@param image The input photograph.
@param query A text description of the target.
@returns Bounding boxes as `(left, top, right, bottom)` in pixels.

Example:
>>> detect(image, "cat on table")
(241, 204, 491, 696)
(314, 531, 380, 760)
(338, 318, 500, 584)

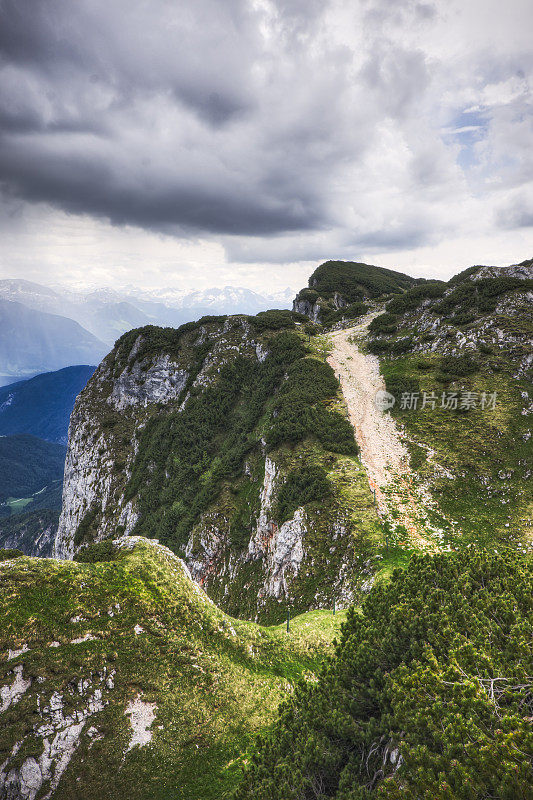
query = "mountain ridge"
(0, 256, 531, 800)
(0, 299, 107, 385)
(0, 365, 96, 444)
(51, 258, 533, 620)
(54, 311, 379, 622)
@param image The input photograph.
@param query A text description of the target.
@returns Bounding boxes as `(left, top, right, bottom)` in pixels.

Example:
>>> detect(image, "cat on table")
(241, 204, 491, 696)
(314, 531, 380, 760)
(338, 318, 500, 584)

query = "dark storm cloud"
(0, 0, 303, 235)
(0, 134, 322, 235)
(0, 0, 532, 254)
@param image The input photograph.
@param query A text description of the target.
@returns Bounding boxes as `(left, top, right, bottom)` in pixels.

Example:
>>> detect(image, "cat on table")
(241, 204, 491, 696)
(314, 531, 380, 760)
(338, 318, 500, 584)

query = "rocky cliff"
(54, 312, 380, 622)
(0, 510, 58, 557)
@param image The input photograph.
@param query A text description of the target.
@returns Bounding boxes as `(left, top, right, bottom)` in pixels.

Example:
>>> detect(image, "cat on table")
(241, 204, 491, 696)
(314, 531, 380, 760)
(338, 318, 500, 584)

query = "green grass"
(379, 349, 532, 546)
(0, 538, 345, 800)
(268, 608, 348, 637)
(5, 496, 34, 511)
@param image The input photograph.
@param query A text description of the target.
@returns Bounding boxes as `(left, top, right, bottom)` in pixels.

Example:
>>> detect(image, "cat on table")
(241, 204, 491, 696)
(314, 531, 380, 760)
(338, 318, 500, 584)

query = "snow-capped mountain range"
(0, 279, 293, 384)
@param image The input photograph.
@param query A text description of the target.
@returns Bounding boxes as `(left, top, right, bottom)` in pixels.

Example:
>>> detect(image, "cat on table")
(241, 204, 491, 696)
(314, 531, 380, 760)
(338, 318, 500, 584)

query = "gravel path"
(328, 317, 409, 490)
(328, 316, 433, 547)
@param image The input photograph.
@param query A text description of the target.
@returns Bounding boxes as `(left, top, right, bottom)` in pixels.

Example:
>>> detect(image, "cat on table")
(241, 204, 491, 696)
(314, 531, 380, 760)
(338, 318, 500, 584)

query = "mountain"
(0, 434, 66, 509)
(0, 536, 342, 800)
(0, 365, 96, 444)
(357, 259, 533, 544)
(0, 281, 152, 352)
(1, 257, 531, 799)
(51, 260, 532, 618)
(0, 508, 58, 556)
(54, 310, 378, 622)
(0, 279, 294, 349)
(151, 285, 293, 314)
(0, 432, 65, 555)
(0, 298, 108, 385)
(293, 259, 420, 323)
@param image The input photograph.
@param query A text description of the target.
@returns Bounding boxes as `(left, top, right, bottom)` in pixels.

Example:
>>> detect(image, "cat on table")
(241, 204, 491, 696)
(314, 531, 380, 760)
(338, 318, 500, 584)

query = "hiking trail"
(327, 315, 437, 549)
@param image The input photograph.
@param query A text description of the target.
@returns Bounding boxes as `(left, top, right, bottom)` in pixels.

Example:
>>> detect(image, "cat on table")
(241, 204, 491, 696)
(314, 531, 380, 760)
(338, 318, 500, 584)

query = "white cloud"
(0, 0, 531, 291)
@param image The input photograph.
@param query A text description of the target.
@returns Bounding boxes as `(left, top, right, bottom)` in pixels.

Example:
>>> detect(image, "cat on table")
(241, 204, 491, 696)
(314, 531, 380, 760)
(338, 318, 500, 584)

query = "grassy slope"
(366, 274, 533, 548)
(0, 539, 344, 800)
(380, 352, 532, 546)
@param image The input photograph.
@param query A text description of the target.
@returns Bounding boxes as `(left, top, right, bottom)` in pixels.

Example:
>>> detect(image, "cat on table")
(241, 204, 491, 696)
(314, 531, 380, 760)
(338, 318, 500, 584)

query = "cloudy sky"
(0, 0, 532, 293)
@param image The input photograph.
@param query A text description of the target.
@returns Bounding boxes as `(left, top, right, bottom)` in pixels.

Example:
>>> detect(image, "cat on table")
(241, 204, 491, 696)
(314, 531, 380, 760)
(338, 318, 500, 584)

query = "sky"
(0, 0, 532, 294)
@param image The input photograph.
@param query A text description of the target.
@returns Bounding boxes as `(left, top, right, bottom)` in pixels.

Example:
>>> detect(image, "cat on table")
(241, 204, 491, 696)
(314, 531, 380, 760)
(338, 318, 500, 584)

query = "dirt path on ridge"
(327, 316, 434, 548)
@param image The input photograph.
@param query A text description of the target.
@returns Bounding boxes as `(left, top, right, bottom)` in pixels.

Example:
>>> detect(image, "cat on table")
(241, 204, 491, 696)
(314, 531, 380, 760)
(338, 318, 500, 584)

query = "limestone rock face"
(472, 262, 533, 281)
(0, 512, 58, 558)
(0, 667, 114, 800)
(54, 342, 188, 559)
(109, 346, 188, 410)
(293, 297, 320, 321)
(248, 457, 305, 599)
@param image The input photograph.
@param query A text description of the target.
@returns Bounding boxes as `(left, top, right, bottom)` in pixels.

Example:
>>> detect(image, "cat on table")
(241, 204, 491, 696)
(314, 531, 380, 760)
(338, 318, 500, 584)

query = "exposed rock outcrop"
(0, 511, 58, 558)
(0, 668, 114, 800)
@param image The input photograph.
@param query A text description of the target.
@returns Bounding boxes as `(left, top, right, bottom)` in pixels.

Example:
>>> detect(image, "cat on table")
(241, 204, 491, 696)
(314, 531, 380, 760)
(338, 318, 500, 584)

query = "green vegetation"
(67, 313, 378, 623)
(0, 365, 95, 445)
(307, 261, 416, 301)
(368, 313, 398, 335)
(75, 539, 118, 563)
(379, 348, 532, 542)
(367, 339, 391, 355)
(112, 316, 233, 374)
(438, 354, 479, 378)
(0, 434, 66, 507)
(293, 261, 418, 327)
(246, 310, 305, 331)
(126, 332, 301, 549)
(319, 302, 369, 327)
(234, 549, 532, 800)
(74, 503, 100, 547)
(275, 465, 332, 523)
(385, 281, 446, 315)
(125, 329, 356, 557)
(383, 274, 532, 323)
(0, 547, 23, 561)
(433, 277, 533, 319)
(266, 357, 357, 455)
(0, 539, 343, 800)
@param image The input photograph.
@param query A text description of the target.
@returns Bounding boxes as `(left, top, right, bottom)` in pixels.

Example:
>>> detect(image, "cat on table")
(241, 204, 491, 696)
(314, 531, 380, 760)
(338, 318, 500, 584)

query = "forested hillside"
(235, 549, 532, 800)
(0, 434, 66, 508)
(0, 508, 58, 556)
(0, 366, 95, 444)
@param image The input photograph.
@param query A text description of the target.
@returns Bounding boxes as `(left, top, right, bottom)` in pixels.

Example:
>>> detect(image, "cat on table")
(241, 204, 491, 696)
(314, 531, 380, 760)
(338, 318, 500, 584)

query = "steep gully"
(327, 315, 436, 550)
